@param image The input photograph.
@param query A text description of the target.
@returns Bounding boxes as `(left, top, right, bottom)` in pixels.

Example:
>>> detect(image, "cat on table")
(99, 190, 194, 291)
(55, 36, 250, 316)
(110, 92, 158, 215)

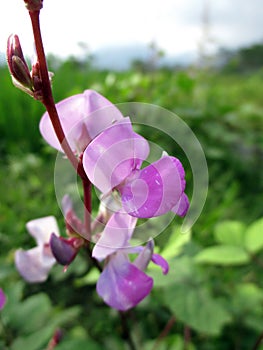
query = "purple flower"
(0, 288, 6, 310)
(15, 216, 59, 283)
(39, 90, 123, 155)
(92, 211, 169, 311)
(83, 117, 189, 218)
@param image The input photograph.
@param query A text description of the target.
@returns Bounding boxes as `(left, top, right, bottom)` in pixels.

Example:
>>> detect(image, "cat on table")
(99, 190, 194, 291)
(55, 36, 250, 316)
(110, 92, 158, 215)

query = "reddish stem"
(28, 10, 91, 236)
(252, 330, 263, 350)
(28, 10, 86, 179)
(152, 316, 176, 350)
(83, 177, 92, 241)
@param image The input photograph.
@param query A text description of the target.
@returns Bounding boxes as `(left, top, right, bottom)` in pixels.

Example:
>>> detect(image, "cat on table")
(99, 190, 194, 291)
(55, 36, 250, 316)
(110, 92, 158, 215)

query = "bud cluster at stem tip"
(24, 0, 43, 11)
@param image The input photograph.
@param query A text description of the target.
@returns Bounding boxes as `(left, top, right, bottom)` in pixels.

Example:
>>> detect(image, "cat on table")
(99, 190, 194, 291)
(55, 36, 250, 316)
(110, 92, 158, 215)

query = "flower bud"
(24, 0, 43, 11)
(11, 56, 33, 89)
(50, 233, 83, 266)
(7, 34, 33, 92)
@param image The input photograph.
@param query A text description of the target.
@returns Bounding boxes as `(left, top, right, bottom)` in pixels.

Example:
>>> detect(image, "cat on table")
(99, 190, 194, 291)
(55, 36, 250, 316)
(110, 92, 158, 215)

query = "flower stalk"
(28, 10, 86, 179)
(27, 8, 91, 236)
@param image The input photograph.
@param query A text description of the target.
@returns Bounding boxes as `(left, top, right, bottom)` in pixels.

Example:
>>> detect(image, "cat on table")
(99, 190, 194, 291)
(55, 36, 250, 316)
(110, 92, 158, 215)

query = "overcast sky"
(0, 0, 263, 63)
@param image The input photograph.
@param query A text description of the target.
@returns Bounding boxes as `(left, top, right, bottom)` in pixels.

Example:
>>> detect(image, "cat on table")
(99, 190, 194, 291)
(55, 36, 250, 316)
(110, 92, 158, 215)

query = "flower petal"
(83, 117, 149, 193)
(40, 90, 124, 154)
(97, 252, 153, 311)
(120, 156, 186, 218)
(26, 216, 60, 247)
(133, 240, 154, 271)
(151, 254, 169, 274)
(171, 192, 189, 217)
(0, 288, 6, 310)
(92, 211, 137, 261)
(15, 246, 55, 283)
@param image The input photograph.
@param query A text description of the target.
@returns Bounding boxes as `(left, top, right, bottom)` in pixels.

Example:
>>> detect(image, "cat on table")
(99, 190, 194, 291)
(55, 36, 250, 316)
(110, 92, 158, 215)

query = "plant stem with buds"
(28, 9, 91, 236)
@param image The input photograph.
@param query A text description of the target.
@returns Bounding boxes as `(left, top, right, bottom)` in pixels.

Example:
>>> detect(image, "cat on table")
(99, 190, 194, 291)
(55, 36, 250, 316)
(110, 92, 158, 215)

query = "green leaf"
(245, 218, 263, 253)
(214, 220, 246, 246)
(195, 245, 250, 265)
(55, 338, 101, 350)
(231, 283, 263, 332)
(148, 256, 201, 288)
(145, 335, 196, 350)
(165, 285, 231, 335)
(161, 226, 191, 260)
(8, 293, 52, 334)
(10, 325, 54, 350)
(49, 306, 81, 329)
(232, 283, 263, 312)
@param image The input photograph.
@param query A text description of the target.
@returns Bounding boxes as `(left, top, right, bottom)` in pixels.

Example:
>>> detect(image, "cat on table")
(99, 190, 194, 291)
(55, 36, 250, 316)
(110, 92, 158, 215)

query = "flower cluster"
(15, 90, 189, 311)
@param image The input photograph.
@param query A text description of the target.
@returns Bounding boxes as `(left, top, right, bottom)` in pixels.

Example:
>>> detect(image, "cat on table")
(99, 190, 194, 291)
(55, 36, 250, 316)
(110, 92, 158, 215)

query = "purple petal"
(0, 288, 6, 310)
(15, 246, 56, 283)
(171, 192, 189, 217)
(26, 216, 60, 247)
(97, 252, 153, 311)
(83, 117, 149, 193)
(50, 234, 78, 266)
(133, 240, 154, 271)
(39, 90, 124, 154)
(151, 254, 169, 275)
(120, 156, 186, 218)
(92, 211, 137, 261)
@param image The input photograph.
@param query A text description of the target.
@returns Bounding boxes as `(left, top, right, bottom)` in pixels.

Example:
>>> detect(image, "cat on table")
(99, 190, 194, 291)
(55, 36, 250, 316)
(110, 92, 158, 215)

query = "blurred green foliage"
(0, 57, 263, 350)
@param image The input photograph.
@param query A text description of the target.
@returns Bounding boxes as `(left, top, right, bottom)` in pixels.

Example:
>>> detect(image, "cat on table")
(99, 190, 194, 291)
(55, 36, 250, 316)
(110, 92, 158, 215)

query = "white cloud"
(0, 0, 263, 61)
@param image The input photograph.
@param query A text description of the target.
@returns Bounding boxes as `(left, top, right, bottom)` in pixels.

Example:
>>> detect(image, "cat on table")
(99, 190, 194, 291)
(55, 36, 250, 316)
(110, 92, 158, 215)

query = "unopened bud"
(7, 34, 25, 66)
(7, 34, 33, 92)
(11, 56, 33, 88)
(24, 0, 43, 11)
(50, 233, 83, 266)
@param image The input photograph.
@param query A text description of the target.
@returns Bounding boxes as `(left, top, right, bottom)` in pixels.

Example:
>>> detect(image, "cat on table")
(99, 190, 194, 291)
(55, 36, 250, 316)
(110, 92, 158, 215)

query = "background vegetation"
(0, 44, 263, 349)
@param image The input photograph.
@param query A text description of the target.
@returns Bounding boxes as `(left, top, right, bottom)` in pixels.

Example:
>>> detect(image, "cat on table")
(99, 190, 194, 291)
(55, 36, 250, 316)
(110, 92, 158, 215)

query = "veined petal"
(15, 246, 55, 283)
(120, 156, 186, 218)
(92, 211, 137, 261)
(26, 216, 59, 247)
(39, 90, 123, 154)
(83, 117, 149, 193)
(97, 252, 153, 311)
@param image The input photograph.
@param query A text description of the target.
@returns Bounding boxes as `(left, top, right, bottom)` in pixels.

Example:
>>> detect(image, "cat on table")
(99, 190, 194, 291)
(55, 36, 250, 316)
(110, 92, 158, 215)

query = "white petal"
(26, 216, 60, 246)
(15, 246, 55, 283)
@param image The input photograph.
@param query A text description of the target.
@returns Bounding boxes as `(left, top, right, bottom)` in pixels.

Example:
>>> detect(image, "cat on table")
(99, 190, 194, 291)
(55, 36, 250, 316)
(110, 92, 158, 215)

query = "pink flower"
(0, 288, 6, 310)
(93, 211, 168, 311)
(15, 216, 59, 283)
(39, 90, 123, 155)
(83, 117, 189, 219)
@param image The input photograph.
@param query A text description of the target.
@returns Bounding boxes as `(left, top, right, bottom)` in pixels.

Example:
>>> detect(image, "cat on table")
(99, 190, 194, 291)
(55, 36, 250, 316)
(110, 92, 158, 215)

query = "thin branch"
(152, 315, 176, 350)
(184, 325, 191, 350)
(252, 330, 263, 350)
(119, 311, 137, 350)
